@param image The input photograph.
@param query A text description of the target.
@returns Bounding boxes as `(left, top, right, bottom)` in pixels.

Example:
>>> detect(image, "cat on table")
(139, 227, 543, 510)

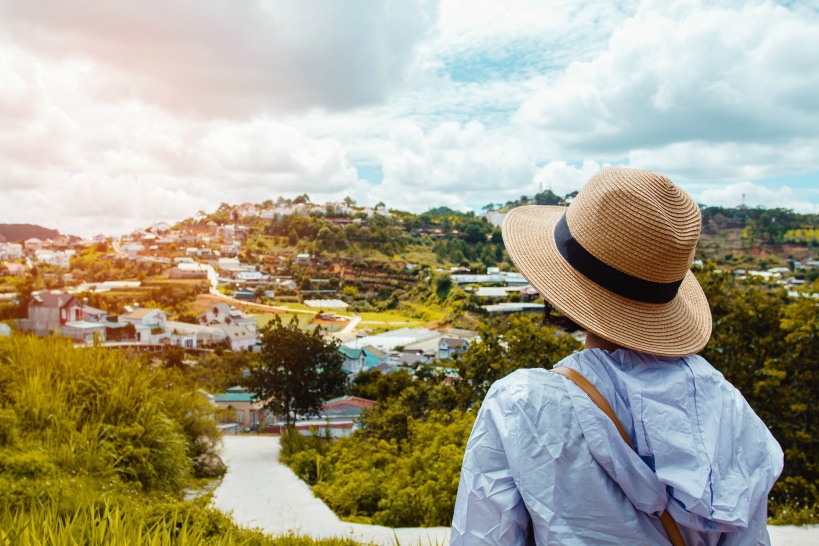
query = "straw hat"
(502, 167, 711, 356)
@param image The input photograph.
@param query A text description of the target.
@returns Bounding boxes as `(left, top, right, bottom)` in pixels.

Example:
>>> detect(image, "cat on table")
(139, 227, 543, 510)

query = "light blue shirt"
(450, 349, 784, 545)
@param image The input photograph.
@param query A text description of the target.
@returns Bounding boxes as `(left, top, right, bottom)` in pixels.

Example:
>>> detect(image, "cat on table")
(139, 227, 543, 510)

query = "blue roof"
(214, 392, 256, 403)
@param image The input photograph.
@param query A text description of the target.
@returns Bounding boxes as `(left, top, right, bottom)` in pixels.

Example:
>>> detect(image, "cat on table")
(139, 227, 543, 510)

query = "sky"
(1, 0, 818, 237)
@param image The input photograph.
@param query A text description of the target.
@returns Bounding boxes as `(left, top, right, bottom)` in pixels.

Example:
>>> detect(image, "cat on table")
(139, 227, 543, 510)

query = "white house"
(438, 337, 470, 359)
(3, 244, 23, 260)
(214, 324, 258, 351)
(120, 307, 167, 327)
(24, 238, 43, 252)
(198, 302, 257, 328)
(119, 308, 169, 344)
(122, 243, 145, 257)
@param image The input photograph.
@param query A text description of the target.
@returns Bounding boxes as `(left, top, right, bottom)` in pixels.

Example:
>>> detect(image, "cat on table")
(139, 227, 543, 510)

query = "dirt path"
(212, 435, 450, 545)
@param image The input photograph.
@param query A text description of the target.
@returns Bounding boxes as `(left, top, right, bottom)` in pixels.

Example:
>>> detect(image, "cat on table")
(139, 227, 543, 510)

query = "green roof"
(214, 392, 256, 403)
(338, 346, 363, 359)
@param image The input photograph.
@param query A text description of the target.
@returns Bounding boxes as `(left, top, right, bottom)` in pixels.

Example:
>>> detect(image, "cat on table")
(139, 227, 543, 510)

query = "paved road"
(211, 436, 816, 546)
(212, 435, 450, 545)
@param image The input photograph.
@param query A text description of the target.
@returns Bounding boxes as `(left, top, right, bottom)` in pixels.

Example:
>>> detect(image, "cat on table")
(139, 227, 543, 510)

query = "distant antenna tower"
(538, 182, 543, 194)
(742, 193, 746, 207)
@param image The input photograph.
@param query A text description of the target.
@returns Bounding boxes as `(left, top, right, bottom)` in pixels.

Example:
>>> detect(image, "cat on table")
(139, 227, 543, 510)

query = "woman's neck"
(584, 331, 622, 352)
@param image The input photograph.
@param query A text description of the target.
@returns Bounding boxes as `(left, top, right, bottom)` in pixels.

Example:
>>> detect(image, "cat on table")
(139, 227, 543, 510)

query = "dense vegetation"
(282, 271, 819, 527)
(244, 317, 346, 425)
(280, 317, 581, 527)
(0, 337, 368, 545)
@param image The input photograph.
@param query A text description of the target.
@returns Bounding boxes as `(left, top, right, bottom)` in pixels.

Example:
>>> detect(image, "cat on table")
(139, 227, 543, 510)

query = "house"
(2, 263, 26, 276)
(120, 307, 168, 327)
(294, 395, 376, 438)
(236, 271, 268, 281)
(3, 244, 23, 260)
(231, 289, 257, 301)
(36, 250, 71, 268)
(218, 257, 241, 270)
(338, 346, 366, 375)
(234, 203, 259, 218)
(220, 243, 240, 256)
(484, 211, 507, 228)
(198, 302, 257, 328)
(24, 238, 43, 252)
(27, 292, 82, 336)
(81, 305, 107, 322)
(61, 321, 107, 344)
(165, 320, 227, 348)
(438, 337, 470, 359)
(213, 324, 258, 351)
(153, 221, 172, 233)
(213, 386, 273, 431)
(122, 243, 145, 257)
(362, 345, 387, 369)
(119, 308, 169, 344)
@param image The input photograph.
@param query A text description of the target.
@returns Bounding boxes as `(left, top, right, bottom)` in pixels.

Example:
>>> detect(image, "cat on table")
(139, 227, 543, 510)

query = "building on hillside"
(484, 210, 507, 228)
(61, 321, 107, 345)
(294, 395, 376, 438)
(36, 250, 72, 268)
(339, 346, 366, 375)
(24, 238, 43, 252)
(231, 288, 257, 301)
(198, 302, 257, 328)
(81, 305, 107, 322)
(474, 287, 511, 298)
(363, 345, 387, 369)
(2, 262, 26, 276)
(119, 308, 169, 344)
(122, 243, 145, 257)
(213, 386, 272, 431)
(304, 299, 348, 309)
(27, 292, 82, 336)
(346, 327, 440, 353)
(3, 243, 23, 260)
(438, 337, 471, 359)
(165, 321, 228, 348)
(168, 266, 208, 280)
(213, 324, 258, 351)
(483, 302, 543, 314)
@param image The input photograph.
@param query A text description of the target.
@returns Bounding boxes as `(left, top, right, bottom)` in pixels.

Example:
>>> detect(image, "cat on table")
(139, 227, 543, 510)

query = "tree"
(451, 314, 582, 407)
(243, 318, 346, 426)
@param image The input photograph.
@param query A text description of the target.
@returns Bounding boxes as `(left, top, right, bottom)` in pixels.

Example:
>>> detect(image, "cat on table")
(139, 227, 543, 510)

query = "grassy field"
(254, 312, 314, 329)
(355, 311, 427, 328)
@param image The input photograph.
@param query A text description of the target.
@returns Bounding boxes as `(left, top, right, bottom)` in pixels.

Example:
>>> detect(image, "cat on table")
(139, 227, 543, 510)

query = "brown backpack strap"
(551, 366, 686, 546)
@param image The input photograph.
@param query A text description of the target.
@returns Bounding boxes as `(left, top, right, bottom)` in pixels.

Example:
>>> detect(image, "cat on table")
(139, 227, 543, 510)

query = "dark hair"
(541, 301, 583, 333)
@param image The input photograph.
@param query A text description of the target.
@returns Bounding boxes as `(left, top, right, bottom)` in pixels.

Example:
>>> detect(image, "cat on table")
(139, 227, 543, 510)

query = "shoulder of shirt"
(486, 361, 575, 405)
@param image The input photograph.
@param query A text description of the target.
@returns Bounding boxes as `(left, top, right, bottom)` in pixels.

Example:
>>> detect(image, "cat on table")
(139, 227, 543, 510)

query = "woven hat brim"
(502, 205, 712, 357)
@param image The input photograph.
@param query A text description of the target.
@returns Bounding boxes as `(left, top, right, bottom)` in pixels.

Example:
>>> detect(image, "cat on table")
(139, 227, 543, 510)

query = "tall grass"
(0, 337, 383, 545)
(0, 501, 368, 545)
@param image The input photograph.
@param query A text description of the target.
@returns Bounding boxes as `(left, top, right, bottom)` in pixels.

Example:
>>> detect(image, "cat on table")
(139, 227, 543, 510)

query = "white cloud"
(516, 1, 819, 155)
(533, 161, 603, 197)
(374, 120, 538, 210)
(1, 0, 818, 237)
(696, 181, 819, 214)
(628, 140, 819, 182)
(0, 0, 437, 116)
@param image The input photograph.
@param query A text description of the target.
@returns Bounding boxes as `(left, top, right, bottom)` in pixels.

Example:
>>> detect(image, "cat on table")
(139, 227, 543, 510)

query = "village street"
(212, 435, 451, 545)
(212, 436, 819, 546)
